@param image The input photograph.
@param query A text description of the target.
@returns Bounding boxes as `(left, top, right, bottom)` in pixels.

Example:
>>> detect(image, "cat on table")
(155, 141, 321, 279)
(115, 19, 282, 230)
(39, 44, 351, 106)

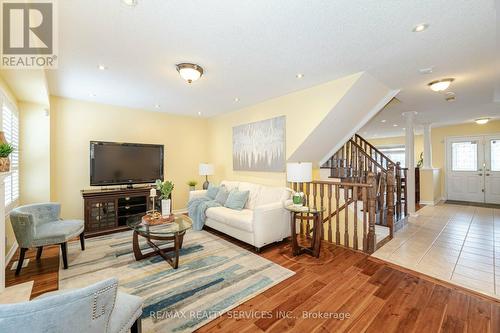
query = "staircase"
(321, 134, 408, 226)
(289, 134, 408, 254)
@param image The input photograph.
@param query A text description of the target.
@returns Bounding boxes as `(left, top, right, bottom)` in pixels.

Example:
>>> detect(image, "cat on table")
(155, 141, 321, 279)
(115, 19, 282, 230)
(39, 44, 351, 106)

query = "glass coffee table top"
(127, 214, 192, 236)
(285, 205, 326, 214)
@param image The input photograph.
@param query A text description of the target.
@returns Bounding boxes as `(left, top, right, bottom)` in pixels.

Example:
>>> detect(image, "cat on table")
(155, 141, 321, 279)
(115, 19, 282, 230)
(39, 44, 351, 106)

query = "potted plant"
(187, 180, 197, 191)
(0, 142, 14, 172)
(155, 180, 174, 216)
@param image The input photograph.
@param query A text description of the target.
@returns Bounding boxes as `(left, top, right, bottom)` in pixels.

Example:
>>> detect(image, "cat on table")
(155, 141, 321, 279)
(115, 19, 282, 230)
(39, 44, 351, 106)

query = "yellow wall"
(367, 120, 500, 200)
(208, 73, 362, 187)
(50, 96, 210, 219)
(19, 102, 50, 204)
(368, 135, 424, 164)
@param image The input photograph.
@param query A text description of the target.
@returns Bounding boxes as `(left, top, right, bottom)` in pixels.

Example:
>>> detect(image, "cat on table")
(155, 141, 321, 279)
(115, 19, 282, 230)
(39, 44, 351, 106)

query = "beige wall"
(366, 120, 500, 200)
(208, 74, 361, 187)
(50, 96, 210, 219)
(19, 102, 50, 204)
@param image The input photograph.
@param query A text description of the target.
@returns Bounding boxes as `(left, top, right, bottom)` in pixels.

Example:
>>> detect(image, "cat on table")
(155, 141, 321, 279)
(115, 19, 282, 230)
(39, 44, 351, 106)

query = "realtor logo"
(1, 0, 58, 68)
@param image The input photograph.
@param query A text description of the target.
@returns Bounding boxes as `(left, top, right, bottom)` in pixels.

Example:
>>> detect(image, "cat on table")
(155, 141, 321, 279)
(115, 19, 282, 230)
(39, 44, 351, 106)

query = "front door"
(484, 135, 500, 204)
(446, 134, 500, 204)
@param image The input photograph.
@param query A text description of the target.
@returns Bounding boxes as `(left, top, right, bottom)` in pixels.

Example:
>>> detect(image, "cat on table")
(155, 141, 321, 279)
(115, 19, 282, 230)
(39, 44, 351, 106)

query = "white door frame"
(445, 133, 500, 203)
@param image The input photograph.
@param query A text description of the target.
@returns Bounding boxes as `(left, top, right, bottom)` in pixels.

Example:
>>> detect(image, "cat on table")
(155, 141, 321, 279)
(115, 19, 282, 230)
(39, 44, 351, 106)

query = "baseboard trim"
(6, 241, 18, 265)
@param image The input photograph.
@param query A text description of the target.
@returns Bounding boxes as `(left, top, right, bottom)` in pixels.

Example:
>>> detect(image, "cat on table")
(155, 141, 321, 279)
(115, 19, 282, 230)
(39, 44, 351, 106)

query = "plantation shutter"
(2, 98, 19, 211)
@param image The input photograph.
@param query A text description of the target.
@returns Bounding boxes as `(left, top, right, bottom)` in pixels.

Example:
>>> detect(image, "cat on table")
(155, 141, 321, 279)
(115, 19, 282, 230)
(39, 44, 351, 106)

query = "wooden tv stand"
(81, 186, 158, 237)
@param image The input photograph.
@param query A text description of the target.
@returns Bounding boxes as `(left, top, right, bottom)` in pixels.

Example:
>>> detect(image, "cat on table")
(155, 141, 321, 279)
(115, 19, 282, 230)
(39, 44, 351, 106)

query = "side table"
(285, 205, 325, 258)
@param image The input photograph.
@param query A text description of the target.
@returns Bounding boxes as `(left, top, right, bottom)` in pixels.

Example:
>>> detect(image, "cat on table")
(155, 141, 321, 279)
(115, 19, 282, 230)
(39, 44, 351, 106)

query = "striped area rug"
(59, 230, 294, 332)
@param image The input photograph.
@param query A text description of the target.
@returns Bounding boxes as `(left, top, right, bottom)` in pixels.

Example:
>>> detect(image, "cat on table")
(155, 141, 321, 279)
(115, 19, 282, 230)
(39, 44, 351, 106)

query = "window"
(378, 145, 406, 167)
(451, 141, 477, 171)
(491, 140, 500, 172)
(2, 101, 19, 210)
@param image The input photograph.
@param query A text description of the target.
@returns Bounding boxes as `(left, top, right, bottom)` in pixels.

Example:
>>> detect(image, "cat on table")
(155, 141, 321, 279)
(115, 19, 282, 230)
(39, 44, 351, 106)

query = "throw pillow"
(206, 184, 220, 199)
(224, 189, 250, 210)
(215, 186, 229, 205)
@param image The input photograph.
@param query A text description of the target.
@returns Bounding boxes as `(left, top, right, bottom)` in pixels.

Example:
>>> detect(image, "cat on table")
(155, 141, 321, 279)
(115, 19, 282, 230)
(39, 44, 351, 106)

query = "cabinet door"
(86, 199, 117, 232)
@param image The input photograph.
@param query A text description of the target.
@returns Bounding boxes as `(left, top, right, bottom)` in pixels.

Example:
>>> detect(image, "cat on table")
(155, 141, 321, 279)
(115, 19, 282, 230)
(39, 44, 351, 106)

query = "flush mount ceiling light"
(412, 23, 429, 32)
(121, 0, 138, 6)
(176, 63, 203, 84)
(428, 78, 454, 92)
(475, 118, 490, 125)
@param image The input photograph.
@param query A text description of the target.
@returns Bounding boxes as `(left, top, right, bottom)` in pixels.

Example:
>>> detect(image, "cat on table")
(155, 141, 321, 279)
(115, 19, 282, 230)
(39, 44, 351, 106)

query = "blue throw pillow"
(214, 186, 229, 205)
(224, 189, 250, 210)
(206, 184, 219, 199)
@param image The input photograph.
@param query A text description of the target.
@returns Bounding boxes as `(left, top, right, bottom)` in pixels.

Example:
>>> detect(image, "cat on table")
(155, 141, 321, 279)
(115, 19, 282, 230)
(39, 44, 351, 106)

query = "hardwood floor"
(5, 230, 500, 332)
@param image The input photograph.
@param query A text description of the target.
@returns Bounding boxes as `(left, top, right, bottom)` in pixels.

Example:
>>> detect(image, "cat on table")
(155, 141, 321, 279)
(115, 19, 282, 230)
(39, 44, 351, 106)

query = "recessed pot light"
(154, 104, 160, 108)
(197, 111, 202, 116)
(475, 118, 490, 125)
(296, 73, 304, 79)
(89, 93, 96, 97)
(393, 124, 398, 127)
(413, 23, 429, 32)
(234, 97, 240, 102)
(428, 78, 454, 92)
(381, 119, 387, 123)
(98, 65, 107, 70)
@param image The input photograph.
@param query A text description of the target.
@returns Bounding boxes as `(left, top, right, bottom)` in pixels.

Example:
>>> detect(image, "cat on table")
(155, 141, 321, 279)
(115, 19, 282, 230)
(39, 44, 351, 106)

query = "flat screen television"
(90, 141, 164, 186)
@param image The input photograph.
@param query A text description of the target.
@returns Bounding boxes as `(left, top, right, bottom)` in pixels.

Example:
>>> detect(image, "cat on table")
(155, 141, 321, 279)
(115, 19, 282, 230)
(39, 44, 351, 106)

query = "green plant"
(187, 180, 198, 187)
(0, 143, 14, 158)
(155, 179, 174, 200)
(417, 152, 424, 168)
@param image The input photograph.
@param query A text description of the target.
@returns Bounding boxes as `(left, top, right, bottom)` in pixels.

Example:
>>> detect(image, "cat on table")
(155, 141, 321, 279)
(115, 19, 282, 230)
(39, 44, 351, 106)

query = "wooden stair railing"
(290, 174, 382, 254)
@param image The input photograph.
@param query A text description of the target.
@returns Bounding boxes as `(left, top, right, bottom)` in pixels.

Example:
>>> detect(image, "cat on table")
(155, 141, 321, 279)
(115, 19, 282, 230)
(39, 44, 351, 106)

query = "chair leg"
(15, 248, 27, 276)
(131, 318, 142, 333)
(60, 242, 68, 269)
(36, 246, 43, 260)
(79, 232, 85, 251)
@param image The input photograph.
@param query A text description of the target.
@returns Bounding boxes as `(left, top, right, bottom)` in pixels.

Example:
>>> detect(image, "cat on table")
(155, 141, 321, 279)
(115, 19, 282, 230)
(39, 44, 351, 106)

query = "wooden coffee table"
(127, 214, 192, 269)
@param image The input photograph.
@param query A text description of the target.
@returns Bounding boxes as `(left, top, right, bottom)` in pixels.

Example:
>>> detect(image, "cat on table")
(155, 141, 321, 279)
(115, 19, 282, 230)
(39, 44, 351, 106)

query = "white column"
(0, 173, 9, 292)
(403, 112, 417, 214)
(423, 123, 433, 169)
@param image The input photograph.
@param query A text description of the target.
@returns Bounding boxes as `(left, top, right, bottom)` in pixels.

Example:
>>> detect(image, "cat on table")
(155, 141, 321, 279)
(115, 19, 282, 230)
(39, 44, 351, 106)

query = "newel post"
(386, 164, 395, 238)
(366, 172, 377, 254)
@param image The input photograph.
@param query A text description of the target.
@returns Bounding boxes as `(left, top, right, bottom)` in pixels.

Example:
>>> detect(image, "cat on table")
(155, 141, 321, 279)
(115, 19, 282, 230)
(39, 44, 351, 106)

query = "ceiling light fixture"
(121, 0, 138, 6)
(393, 124, 398, 127)
(413, 23, 429, 32)
(98, 65, 107, 70)
(234, 97, 240, 102)
(475, 118, 490, 125)
(428, 78, 454, 92)
(296, 73, 304, 79)
(154, 104, 160, 108)
(176, 63, 203, 84)
(381, 119, 387, 123)
(197, 111, 202, 116)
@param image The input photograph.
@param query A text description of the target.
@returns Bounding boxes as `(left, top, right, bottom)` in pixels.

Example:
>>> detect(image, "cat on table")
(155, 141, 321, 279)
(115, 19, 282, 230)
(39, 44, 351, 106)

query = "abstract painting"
(232, 116, 286, 171)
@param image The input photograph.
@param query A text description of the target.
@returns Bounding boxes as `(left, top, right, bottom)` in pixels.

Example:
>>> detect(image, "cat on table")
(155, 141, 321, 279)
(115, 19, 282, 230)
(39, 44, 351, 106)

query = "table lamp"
(287, 162, 312, 206)
(199, 163, 214, 190)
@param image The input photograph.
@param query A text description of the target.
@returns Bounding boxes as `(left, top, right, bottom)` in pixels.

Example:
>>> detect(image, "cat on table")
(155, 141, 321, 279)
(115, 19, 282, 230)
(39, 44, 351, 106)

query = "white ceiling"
(48, 0, 499, 126)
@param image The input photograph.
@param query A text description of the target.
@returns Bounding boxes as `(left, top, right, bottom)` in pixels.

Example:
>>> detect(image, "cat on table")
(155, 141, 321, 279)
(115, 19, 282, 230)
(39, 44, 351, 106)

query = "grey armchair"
(0, 277, 143, 333)
(10, 203, 85, 275)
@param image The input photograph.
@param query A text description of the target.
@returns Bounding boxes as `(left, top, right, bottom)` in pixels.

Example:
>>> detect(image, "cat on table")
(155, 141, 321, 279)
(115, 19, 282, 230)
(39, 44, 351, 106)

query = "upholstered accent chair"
(0, 278, 143, 333)
(10, 203, 85, 275)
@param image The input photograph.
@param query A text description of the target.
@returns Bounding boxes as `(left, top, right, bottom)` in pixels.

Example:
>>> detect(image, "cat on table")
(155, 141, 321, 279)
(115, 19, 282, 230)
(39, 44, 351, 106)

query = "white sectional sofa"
(188, 180, 292, 251)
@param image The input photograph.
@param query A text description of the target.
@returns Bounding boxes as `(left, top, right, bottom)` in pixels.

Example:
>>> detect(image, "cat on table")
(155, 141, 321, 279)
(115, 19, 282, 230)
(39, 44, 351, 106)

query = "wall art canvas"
(232, 116, 286, 171)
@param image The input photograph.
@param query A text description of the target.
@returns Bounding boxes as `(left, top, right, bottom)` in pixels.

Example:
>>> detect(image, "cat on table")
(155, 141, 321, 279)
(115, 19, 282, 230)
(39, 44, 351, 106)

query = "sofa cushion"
(206, 184, 220, 199)
(206, 207, 253, 232)
(214, 186, 229, 205)
(255, 186, 292, 207)
(220, 181, 239, 191)
(224, 189, 250, 210)
(237, 182, 263, 209)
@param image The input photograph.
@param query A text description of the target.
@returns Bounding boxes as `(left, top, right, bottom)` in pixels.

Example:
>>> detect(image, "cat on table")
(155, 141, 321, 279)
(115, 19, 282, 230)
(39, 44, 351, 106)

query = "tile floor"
(372, 203, 500, 299)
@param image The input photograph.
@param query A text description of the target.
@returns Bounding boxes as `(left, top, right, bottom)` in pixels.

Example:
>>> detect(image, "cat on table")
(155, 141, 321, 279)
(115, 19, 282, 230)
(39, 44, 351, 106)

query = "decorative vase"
(0, 157, 10, 172)
(161, 199, 171, 216)
(189, 186, 195, 191)
(292, 192, 304, 207)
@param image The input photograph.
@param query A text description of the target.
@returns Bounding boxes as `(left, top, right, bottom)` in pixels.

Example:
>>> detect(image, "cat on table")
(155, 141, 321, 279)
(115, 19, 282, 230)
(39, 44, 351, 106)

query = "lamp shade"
(199, 163, 214, 176)
(286, 162, 312, 183)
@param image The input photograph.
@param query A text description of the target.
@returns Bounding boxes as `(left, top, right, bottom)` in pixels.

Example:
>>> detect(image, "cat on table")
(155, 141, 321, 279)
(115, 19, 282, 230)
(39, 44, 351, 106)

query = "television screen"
(90, 141, 164, 186)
